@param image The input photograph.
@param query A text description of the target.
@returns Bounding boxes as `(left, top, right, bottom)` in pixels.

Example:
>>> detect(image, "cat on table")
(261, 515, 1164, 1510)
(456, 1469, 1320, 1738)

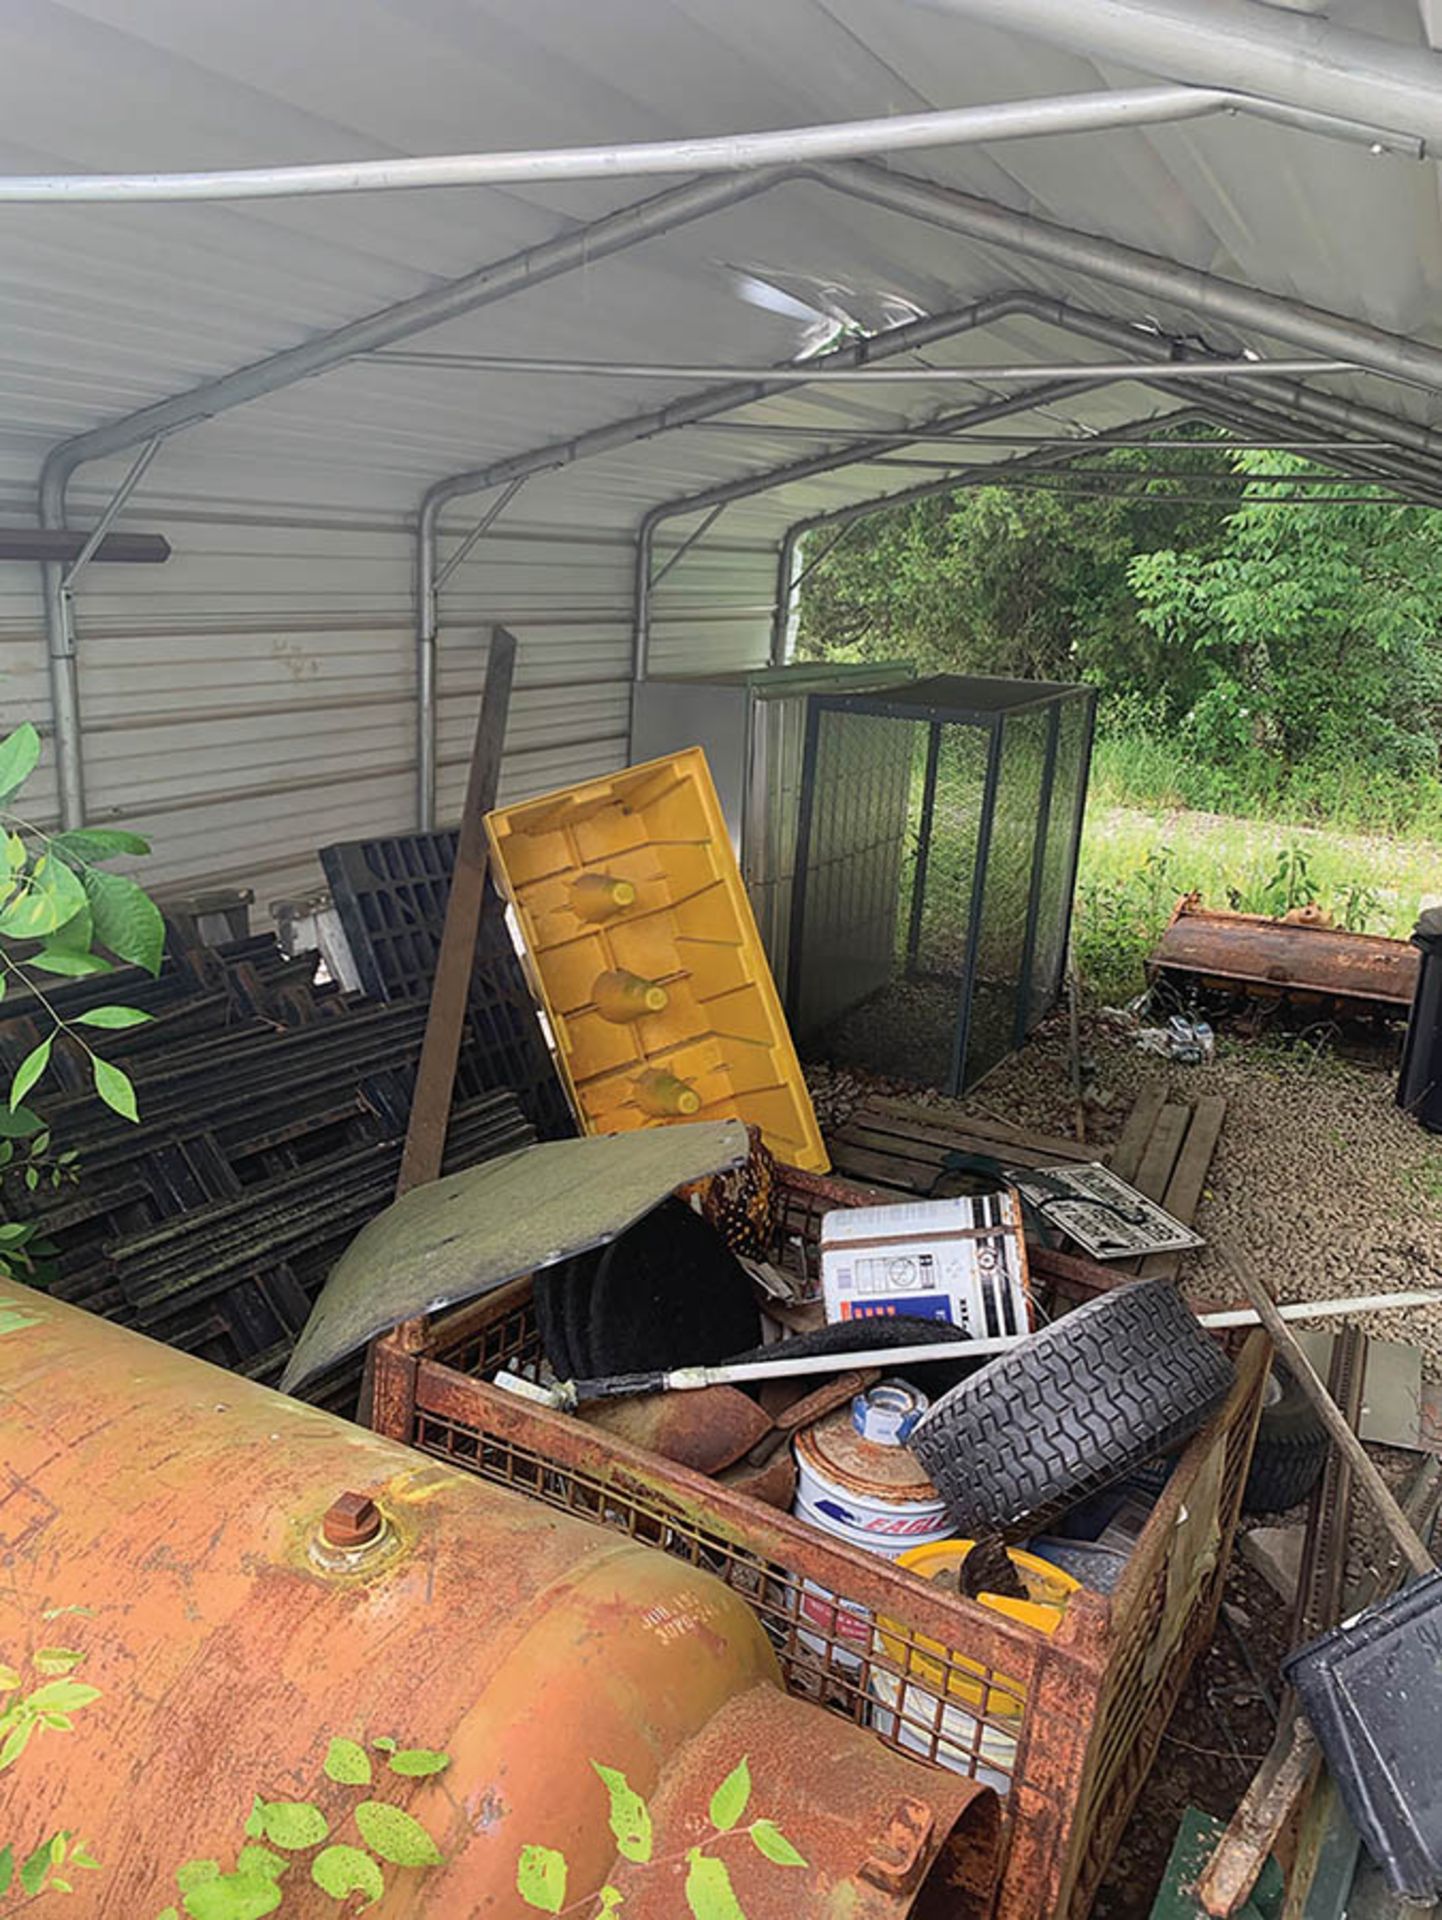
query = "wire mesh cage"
(785, 675, 1096, 1096)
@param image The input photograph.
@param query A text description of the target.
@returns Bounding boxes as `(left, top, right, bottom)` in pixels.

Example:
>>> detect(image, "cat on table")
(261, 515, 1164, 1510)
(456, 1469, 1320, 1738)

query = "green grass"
(1091, 726, 1442, 842)
(1073, 801, 1439, 1005)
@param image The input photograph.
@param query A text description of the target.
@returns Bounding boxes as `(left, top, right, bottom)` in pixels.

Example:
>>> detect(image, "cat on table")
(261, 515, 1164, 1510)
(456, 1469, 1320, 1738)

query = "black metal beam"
(0, 528, 171, 564)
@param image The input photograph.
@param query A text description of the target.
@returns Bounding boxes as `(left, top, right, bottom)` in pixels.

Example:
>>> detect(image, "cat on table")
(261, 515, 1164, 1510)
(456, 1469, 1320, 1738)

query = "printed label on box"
(820, 1192, 1028, 1335)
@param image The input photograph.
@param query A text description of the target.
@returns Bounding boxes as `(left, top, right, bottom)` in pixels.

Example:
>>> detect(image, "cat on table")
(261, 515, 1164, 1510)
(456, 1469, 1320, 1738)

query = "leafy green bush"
(799, 439, 1442, 847)
(0, 721, 163, 1281)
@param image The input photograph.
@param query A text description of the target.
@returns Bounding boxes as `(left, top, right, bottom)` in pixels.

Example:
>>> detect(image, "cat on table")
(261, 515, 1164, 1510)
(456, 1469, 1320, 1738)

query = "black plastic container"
(319, 831, 572, 1140)
(1283, 1569, 1442, 1904)
(1398, 907, 1442, 1130)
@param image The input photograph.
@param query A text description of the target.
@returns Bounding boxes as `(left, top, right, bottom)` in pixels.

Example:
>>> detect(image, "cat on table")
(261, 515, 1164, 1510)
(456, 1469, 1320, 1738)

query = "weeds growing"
(1091, 725, 1442, 842)
(1073, 803, 1436, 1006)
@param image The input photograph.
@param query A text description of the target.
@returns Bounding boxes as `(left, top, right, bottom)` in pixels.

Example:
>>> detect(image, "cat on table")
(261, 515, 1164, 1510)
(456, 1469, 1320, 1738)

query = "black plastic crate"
(1285, 1569, 1442, 1904)
(320, 831, 572, 1139)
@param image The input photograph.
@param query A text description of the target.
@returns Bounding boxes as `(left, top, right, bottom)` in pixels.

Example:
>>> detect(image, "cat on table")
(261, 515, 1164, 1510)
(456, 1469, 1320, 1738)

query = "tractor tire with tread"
(1128, 1364, 1328, 1514)
(907, 1278, 1236, 1538)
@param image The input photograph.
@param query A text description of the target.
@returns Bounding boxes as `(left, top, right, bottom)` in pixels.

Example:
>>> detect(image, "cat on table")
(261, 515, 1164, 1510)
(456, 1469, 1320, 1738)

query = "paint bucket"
(875, 1538, 1080, 1717)
(792, 1381, 950, 1667)
(868, 1669, 1018, 1793)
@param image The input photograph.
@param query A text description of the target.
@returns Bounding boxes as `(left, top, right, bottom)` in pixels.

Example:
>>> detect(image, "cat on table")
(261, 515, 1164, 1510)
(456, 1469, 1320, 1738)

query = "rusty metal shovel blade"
(580, 1386, 772, 1474)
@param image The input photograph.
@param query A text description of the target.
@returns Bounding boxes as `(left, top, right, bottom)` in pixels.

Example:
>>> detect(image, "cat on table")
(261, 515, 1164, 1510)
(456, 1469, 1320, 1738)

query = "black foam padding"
(532, 1264, 575, 1379)
(560, 1251, 599, 1380)
(587, 1199, 760, 1375)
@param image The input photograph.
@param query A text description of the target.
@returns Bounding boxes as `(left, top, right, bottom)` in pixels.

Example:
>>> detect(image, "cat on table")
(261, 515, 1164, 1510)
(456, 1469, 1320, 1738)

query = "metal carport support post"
(415, 477, 528, 826)
(40, 437, 163, 826)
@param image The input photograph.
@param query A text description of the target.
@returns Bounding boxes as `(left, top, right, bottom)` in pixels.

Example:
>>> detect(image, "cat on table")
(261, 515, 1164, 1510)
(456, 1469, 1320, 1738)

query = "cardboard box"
(820, 1193, 1029, 1333)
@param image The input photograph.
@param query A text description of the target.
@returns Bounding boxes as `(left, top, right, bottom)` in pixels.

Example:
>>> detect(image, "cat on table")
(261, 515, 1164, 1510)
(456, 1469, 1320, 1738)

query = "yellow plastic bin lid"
(485, 748, 827, 1172)
(875, 1537, 1081, 1718)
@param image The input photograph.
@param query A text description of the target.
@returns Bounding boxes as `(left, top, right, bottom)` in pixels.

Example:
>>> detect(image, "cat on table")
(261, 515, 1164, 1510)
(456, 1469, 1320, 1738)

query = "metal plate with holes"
(280, 1118, 750, 1392)
(1008, 1161, 1205, 1261)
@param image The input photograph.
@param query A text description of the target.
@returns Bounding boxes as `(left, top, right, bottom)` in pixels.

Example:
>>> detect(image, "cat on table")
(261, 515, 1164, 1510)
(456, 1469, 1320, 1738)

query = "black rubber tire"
(1127, 1364, 1329, 1515)
(1241, 1366, 1328, 1512)
(906, 1278, 1236, 1539)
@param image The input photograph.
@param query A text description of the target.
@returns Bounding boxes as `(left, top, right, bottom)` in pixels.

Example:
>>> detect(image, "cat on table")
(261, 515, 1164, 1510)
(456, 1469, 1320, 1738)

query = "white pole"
(496, 1288, 1442, 1405)
(0, 89, 1234, 202)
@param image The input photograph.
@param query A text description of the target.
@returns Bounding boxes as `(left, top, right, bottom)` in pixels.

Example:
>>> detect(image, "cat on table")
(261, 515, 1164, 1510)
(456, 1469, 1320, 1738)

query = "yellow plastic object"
(486, 749, 828, 1171)
(876, 1539, 1080, 1716)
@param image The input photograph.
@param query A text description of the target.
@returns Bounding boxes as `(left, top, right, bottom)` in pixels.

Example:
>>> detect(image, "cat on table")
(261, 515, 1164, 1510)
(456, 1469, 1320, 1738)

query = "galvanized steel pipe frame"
(759, 335, 1442, 666)
(36, 140, 1442, 825)
(0, 88, 1251, 203)
(418, 289, 1080, 820)
(36, 167, 782, 829)
(912, 0, 1442, 154)
(426, 161, 1442, 743)
(0, 81, 1427, 204)
(635, 316, 1442, 678)
(760, 395, 1323, 665)
(825, 159, 1442, 395)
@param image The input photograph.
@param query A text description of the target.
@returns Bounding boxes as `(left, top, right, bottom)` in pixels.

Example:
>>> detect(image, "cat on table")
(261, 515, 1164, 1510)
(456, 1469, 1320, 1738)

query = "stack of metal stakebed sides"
(0, 932, 533, 1411)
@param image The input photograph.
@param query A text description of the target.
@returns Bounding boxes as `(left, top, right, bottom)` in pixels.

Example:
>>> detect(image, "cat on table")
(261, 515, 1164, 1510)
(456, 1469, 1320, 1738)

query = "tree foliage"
(0, 722, 164, 1283)
(797, 439, 1442, 800)
(1129, 452, 1442, 778)
(796, 437, 1240, 694)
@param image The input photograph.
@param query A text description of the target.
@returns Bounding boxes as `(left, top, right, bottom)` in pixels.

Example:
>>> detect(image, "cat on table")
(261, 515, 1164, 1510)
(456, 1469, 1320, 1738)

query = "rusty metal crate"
(371, 1170, 1265, 1920)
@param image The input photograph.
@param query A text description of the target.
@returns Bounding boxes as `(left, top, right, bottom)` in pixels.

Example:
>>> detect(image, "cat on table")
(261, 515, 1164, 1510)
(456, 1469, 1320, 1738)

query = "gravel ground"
(808, 1014, 1442, 1377)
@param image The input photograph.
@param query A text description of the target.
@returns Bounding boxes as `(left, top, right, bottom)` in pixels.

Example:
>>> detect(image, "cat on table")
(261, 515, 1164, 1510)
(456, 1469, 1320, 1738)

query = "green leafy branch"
(157, 1733, 452, 1919)
(0, 1622, 103, 1908)
(0, 722, 165, 1283)
(0, 1643, 101, 1776)
(518, 1756, 808, 1919)
(0, 1831, 102, 1909)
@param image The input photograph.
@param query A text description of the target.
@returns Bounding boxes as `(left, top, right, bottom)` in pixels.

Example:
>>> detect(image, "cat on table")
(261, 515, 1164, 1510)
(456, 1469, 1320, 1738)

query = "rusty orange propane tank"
(0, 1285, 997, 1917)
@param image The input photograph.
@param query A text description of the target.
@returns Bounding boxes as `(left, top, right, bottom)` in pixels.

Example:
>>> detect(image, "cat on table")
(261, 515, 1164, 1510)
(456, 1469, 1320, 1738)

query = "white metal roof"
(6, 0, 1442, 541)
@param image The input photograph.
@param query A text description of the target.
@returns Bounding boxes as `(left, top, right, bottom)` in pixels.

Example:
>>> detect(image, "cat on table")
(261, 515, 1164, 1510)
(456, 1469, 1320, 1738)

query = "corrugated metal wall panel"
(0, 503, 655, 916)
(432, 524, 638, 824)
(646, 540, 778, 677)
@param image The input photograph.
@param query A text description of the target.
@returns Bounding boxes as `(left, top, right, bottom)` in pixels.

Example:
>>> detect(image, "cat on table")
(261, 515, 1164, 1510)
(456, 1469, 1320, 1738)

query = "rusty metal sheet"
(281, 1118, 748, 1392)
(606, 1682, 1001, 1920)
(1148, 902, 1419, 1011)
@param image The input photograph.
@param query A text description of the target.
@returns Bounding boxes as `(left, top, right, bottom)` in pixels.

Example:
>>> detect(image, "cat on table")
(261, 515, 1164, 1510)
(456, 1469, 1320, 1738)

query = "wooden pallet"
(826, 1094, 1096, 1191)
(826, 1082, 1225, 1281)
(1109, 1082, 1227, 1281)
